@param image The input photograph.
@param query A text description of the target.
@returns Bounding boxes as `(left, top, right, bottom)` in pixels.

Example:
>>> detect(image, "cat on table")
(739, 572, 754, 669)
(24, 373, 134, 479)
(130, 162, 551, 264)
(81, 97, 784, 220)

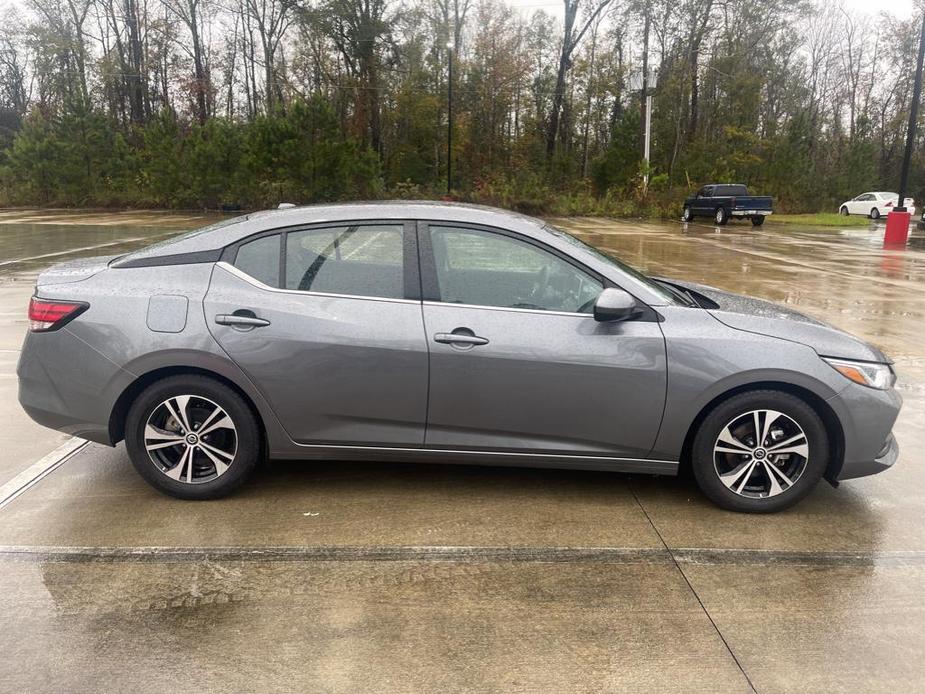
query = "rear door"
(204, 221, 429, 446)
(419, 223, 667, 458)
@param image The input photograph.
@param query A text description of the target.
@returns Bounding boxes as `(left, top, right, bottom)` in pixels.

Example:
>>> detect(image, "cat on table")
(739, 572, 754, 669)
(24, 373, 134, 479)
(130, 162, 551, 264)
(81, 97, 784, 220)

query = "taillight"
(28, 297, 88, 332)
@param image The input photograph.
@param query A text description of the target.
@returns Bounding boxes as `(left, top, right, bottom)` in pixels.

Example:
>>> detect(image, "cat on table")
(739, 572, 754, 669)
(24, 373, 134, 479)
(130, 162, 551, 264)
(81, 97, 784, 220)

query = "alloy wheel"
(712, 409, 809, 499)
(143, 394, 237, 484)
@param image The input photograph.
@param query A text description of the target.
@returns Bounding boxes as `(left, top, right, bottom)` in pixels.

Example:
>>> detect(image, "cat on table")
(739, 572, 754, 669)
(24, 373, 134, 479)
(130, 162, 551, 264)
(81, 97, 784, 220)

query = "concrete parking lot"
(1, 210, 924, 693)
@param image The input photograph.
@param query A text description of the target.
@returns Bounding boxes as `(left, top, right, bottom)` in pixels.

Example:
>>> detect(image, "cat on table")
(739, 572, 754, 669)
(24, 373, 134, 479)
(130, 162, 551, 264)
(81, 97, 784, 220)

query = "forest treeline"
(0, 0, 921, 215)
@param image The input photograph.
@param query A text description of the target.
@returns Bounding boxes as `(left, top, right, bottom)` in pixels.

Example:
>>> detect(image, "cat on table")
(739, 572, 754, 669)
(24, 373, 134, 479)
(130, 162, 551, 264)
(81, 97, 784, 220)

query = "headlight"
(823, 357, 895, 390)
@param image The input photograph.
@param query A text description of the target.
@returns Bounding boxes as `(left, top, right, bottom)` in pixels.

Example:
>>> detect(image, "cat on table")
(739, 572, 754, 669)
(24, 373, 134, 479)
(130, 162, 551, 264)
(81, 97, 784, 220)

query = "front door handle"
(434, 330, 489, 347)
(215, 311, 271, 328)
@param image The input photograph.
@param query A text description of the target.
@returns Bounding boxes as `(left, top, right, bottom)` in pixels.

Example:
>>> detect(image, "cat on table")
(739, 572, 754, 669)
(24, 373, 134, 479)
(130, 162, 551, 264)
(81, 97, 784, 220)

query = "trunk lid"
(36, 255, 117, 287)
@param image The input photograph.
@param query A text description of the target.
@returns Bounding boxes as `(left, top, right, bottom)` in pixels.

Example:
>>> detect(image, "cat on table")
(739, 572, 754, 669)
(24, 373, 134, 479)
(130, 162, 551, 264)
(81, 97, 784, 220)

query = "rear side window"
(285, 225, 404, 299)
(234, 234, 280, 287)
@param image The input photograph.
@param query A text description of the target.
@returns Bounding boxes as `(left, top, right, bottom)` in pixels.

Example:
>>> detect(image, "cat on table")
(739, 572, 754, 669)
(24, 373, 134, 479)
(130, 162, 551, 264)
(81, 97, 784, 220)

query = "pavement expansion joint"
(1, 544, 923, 567)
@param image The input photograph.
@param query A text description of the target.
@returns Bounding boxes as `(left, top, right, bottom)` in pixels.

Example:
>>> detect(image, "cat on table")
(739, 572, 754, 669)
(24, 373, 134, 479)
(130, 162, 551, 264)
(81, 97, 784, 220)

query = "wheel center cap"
(185, 433, 199, 446)
(753, 448, 767, 459)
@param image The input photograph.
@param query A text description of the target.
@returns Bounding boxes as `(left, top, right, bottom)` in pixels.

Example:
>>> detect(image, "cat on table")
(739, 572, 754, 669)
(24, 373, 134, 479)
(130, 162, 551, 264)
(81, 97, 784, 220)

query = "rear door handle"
(215, 312, 271, 328)
(434, 331, 489, 346)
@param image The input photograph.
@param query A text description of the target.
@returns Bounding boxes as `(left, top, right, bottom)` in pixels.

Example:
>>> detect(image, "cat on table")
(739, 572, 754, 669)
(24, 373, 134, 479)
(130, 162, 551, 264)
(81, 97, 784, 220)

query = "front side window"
(234, 233, 280, 287)
(429, 226, 602, 313)
(285, 224, 404, 299)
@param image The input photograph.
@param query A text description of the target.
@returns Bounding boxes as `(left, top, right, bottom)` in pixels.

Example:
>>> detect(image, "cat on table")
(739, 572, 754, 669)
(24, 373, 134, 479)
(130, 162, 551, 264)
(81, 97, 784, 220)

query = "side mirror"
(593, 288, 642, 322)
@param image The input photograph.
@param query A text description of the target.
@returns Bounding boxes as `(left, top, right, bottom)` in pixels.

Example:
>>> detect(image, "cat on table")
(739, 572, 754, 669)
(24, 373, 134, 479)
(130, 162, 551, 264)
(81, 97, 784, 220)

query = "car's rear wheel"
(750, 215, 765, 226)
(125, 375, 261, 499)
(714, 207, 729, 225)
(870, 207, 881, 220)
(682, 206, 693, 222)
(691, 390, 828, 513)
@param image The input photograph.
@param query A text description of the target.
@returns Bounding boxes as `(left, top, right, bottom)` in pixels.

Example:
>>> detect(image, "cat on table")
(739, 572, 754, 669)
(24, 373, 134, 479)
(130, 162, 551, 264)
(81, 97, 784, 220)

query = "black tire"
(840, 206, 849, 216)
(870, 207, 880, 220)
(125, 375, 262, 499)
(714, 207, 729, 225)
(682, 206, 694, 222)
(690, 390, 829, 513)
(750, 215, 765, 227)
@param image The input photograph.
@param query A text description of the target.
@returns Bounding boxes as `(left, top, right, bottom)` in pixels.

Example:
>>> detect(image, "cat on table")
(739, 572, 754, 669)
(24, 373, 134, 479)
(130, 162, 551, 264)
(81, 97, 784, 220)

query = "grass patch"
(770, 213, 874, 227)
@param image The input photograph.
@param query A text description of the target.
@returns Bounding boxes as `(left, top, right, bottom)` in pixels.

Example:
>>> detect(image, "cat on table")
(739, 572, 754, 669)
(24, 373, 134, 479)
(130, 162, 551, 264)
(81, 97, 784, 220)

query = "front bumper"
(837, 432, 899, 481)
(826, 382, 902, 482)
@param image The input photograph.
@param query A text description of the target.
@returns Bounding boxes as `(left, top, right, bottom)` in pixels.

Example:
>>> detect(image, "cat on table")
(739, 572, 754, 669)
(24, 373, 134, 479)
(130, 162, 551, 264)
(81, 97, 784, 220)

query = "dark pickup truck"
(682, 184, 774, 226)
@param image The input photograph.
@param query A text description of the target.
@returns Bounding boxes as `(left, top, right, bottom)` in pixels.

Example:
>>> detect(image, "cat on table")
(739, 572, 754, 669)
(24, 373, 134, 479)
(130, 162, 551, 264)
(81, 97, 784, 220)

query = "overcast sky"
(506, 0, 922, 19)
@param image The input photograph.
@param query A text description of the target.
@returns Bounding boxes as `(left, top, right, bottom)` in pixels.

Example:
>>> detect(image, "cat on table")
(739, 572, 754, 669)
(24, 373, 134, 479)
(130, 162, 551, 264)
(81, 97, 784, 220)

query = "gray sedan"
(18, 203, 901, 512)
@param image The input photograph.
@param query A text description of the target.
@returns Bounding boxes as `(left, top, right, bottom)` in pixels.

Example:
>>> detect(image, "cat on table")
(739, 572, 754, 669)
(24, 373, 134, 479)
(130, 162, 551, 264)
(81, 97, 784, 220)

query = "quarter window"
(234, 234, 280, 287)
(429, 226, 602, 313)
(285, 225, 404, 299)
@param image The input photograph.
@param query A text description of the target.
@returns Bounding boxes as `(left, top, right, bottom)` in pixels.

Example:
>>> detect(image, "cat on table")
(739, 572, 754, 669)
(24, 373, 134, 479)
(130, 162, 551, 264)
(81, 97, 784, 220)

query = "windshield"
(544, 224, 688, 305)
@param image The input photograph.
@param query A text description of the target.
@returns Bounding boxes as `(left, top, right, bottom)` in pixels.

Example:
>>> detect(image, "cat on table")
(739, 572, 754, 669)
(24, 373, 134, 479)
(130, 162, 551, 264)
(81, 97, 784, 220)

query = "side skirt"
(270, 443, 679, 476)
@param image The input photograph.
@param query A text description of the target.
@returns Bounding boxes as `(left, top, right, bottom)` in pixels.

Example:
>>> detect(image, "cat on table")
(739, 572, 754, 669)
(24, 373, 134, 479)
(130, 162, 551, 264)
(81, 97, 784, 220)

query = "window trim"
(416, 220, 609, 314)
(224, 219, 420, 302)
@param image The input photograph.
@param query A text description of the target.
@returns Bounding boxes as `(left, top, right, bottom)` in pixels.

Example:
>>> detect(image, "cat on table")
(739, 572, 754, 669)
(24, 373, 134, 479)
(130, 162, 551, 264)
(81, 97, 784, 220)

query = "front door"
(419, 224, 667, 458)
(204, 222, 428, 446)
(849, 193, 873, 215)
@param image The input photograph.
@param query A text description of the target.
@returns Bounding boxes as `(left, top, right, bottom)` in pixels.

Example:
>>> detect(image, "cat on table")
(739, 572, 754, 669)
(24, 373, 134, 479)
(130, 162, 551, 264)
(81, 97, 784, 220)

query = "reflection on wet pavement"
(1, 211, 924, 692)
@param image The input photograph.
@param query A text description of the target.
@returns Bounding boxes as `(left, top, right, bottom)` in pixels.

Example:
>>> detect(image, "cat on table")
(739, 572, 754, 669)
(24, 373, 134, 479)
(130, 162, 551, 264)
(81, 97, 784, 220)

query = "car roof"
(112, 200, 676, 307)
(117, 201, 546, 262)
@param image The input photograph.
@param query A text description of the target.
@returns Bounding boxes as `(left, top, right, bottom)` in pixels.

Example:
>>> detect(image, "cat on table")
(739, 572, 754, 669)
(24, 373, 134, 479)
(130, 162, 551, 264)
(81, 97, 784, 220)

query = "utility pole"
(643, 93, 652, 192)
(447, 40, 455, 196)
(897, 12, 925, 212)
(885, 11, 925, 245)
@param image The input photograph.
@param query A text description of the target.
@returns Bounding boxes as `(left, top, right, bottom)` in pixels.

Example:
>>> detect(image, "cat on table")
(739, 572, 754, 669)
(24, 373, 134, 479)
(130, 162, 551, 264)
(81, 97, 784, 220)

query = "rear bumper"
(17, 329, 120, 446)
(731, 210, 772, 216)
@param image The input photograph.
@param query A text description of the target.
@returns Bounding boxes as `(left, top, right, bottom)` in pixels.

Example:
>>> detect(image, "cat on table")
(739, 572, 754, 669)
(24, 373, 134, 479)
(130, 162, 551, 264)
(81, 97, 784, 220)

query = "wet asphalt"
(0, 210, 924, 693)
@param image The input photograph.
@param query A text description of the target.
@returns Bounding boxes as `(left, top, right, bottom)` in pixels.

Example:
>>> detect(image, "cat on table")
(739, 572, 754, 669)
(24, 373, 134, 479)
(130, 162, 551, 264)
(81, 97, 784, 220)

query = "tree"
(545, 0, 613, 158)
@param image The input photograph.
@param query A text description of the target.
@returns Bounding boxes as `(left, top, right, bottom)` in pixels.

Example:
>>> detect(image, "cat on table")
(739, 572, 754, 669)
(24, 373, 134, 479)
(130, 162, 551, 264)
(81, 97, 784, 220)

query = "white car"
(839, 192, 915, 219)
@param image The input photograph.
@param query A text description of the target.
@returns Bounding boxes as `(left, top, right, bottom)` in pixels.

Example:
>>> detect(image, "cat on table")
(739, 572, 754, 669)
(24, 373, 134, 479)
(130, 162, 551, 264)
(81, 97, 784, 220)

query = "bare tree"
(242, 0, 297, 112)
(165, 0, 212, 122)
(545, 0, 613, 158)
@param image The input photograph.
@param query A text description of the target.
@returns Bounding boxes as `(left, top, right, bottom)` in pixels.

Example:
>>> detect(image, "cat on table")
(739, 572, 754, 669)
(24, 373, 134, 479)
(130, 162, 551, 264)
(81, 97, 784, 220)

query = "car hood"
(661, 278, 890, 363)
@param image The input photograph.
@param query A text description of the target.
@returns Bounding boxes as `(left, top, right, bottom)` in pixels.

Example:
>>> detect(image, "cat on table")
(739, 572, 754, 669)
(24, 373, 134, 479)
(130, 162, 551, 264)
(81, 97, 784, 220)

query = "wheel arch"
(108, 365, 269, 456)
(678, 380, 845, 486)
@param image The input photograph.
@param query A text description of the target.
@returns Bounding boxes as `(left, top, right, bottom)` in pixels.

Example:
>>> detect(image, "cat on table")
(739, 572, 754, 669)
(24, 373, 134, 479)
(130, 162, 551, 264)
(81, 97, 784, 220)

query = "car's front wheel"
(682, 206, 693, 222)
(125, 375, 261, 499)
(840, 206, 849, 216)
(691, 390, 828, 513)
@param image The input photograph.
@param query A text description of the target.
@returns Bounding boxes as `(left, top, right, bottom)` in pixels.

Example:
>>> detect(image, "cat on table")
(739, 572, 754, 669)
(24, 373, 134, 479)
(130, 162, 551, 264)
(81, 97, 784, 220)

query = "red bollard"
(884, 210, 911, 246)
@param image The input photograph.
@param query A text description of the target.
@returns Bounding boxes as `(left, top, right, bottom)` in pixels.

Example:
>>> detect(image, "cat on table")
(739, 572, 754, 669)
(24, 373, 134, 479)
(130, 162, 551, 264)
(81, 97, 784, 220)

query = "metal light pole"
(446, 40, 454, 197)
(886, 11, 925, 244)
